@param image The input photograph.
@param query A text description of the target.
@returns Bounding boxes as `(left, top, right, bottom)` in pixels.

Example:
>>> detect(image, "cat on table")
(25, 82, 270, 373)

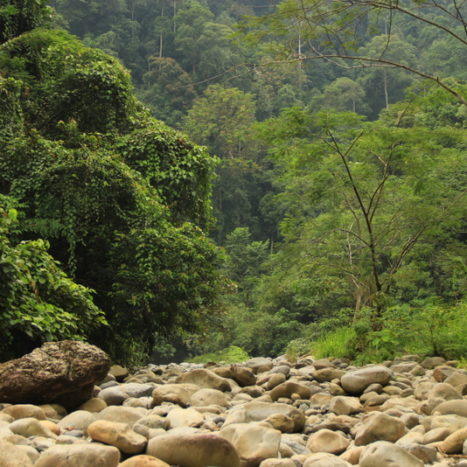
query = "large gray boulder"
(0, 341, 110, 409)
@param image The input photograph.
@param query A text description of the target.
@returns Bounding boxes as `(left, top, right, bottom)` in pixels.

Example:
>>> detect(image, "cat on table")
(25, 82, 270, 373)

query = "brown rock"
(40, 420, 61, 435)
(119, 455, 170, 467)
(176, 369, 230, 392)
(0, 439, 35, 467)
(3, 404, 46, 420)
(109, 365, 129, 382)
(87, 420, 147, 454)
(223, 401, 305, 432)
(340, 366, 392, 395)
(265, 413, 295, 433)
(79, 397, 108, 413)
(147, 432, 240, 467)
(433, 400, 467, 417)
(221, 422, 281, 467)
(270, 382, 312, 401)
(152, 383, 199, 407)
(355, 413, 406, 445)
(35, 443, 120, 467)
(0, 341, 110, 409)
(329, 396, 362, 415)
(313, 368, 345, 383)
(438, 427, 467, 454)
(433, 365, 456, 382)
(231, 366, 257, 387)
(307, 429, 350, 454)
(421, 356, 445, 369)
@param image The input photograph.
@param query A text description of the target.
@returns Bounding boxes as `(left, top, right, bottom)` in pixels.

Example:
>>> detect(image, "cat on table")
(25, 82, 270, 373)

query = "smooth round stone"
(119, 455, 170, 467)
(34, 444, 120, 467)
(3, 404, 46, 420)
(87, 420, 147, 454)
(341, 366, 392, 395)
(147, 432, 240, 467)
(359, 441, 423, 467)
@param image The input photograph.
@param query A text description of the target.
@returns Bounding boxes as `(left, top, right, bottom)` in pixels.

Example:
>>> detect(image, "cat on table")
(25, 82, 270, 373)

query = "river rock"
(433, 366, 456, 382)
(191, 388, 230, 407)
(99, 386, 130, 405)
(0, 341, 110, 409)
(87, 420, 147, 454)
(340, 366, 392, 395)
(95, 406, 147, 426)
(79, 397, 108, 413)
(221, 422, 281, 467)
(58, 410, 97, 431)
(0, 439, 35, 466)
(35, 443, 120, 466)
(223, 401, 305, 432)
(329, 396, 362, 415)
(270, 382, 312, 401)
(230, 366, 257, 387)
(176, 369, 230, 391)
(147, 432, 240, 467)
(166, 407, 204, 428)
(313, 368, 345, 382)
(259, 459, 296, 467)
(355, 413, 406, 445)
(119, 455, 170, 467)
(10, 417, 57, 438)
(3, 404, 46, 420)
(359, 440, 424, 467)
(152, 383, 200, 407)
(266, 374, 287, 390)
(246, 358, 274, 374)
(428, 383, 462, 401)
(433, 400, 467, 417)
(438, 427, 467, 454)
(264, 413, 295, 433)
(445, 371, 467, 388)
(306, 428, 349, 454)
(109, 365, 129, 382)
(303, 453, 351, 467)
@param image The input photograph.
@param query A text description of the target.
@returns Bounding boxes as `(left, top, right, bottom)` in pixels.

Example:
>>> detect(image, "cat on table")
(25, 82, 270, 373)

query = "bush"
(311, 327, 357, 360)
(307, 301, 467, 365)
(0, 196, 107, 359)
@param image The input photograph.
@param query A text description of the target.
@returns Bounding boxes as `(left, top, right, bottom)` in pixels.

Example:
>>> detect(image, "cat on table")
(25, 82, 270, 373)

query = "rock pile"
(0, 347, 467, 467)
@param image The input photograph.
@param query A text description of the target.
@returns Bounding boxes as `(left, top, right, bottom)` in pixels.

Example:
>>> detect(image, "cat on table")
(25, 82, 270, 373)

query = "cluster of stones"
(0, 343, 467, 467)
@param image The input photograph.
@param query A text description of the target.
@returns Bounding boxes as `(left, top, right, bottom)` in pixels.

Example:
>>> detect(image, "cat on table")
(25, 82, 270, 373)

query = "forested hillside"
(1, 0, 466, 365)
(0, 0, 225, 364)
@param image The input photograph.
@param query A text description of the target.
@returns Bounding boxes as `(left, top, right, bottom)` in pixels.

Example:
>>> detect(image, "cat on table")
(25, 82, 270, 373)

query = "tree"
(0, 0, 50, 43)
(183, 84, 257, 159)
(183, 85, 272, 241)
(243, 0, 467, 105)
(139, 56, 196, 125)
(173, 0, 213, 73)
(257, 108, 466, 323)
(318, 77, 367, 114)
(357, 34, 416, 115)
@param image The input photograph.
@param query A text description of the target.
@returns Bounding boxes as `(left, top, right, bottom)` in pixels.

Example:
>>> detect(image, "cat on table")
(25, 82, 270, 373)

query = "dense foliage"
(0, 2, 223, 364)
(0, 196, 106, 359)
